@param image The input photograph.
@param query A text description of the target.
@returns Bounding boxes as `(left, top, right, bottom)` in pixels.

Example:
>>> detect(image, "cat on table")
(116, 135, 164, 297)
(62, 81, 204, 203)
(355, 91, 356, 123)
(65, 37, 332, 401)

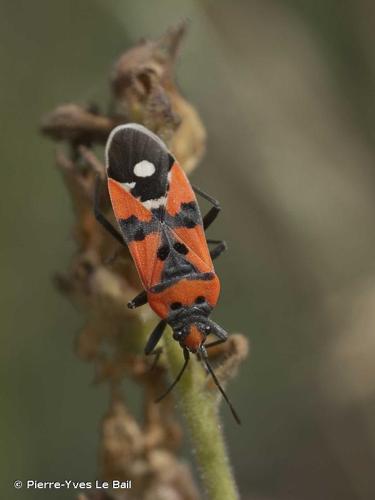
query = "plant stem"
(163, 331, 239, 500)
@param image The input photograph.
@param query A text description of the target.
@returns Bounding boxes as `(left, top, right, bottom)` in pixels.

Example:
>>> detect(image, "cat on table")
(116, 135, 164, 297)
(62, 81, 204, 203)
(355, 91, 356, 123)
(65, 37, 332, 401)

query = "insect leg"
(155, 348, 190, 403)
(207, 239, 227, 260)
(193, 185, 221, 230)
(94, 176, 125, 245)
(204, 337, 227, 349)
(128, 290, 148, 309)
(193, 185, 220, 207)
(197, 327, 228, 363)
(144, 320, 167, 355)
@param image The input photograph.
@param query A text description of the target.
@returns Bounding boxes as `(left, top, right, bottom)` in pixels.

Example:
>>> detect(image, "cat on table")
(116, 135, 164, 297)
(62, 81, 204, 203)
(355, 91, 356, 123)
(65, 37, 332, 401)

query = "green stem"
(163, 331, 239, 500)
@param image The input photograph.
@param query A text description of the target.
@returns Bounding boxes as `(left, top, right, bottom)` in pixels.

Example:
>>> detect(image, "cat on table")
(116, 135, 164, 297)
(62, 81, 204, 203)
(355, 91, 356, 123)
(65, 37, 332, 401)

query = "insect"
(94, 123, 240, 424)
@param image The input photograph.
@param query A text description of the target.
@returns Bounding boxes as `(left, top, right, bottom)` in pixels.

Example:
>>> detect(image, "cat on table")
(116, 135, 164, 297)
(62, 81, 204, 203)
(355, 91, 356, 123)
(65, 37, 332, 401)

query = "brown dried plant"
(42, 23, 248, 500)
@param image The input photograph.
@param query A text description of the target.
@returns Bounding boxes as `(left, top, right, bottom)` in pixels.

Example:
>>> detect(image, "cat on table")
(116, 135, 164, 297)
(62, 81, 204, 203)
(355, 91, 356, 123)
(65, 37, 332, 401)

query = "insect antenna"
(202, 350, 241, 425)
(155, 348, 190, 403)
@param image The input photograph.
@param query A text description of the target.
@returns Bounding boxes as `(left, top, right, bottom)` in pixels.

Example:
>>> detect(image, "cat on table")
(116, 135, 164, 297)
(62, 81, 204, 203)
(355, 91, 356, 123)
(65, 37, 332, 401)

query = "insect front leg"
(144, 320, 167, 355)
(197, 328, 228, 365)
(204, 337, 227, 349)
(204, 321, 228, 349)
(198, 337, 227, 367)
(143, 320, 168, 371)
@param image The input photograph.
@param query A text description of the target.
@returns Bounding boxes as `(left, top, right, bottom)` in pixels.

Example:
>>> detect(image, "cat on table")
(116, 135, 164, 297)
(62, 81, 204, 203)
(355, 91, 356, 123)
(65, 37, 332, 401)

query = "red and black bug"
(94, 123, 240, 424)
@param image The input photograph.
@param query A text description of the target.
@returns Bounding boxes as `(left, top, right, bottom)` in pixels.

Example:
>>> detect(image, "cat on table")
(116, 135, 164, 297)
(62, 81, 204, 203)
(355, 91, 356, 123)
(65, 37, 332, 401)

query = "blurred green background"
(2, 1, 375, 499)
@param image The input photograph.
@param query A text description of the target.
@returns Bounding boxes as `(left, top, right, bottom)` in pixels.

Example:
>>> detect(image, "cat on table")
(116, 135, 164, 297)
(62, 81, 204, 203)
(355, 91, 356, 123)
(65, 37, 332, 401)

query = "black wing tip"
(105, 123, 170, 168)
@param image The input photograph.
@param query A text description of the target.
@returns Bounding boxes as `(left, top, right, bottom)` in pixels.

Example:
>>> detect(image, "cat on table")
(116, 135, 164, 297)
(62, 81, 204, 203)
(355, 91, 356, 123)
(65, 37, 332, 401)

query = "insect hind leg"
(94, 176, 125, 245)
(79, 146, 124, 245)
(207, 239, 227, 260)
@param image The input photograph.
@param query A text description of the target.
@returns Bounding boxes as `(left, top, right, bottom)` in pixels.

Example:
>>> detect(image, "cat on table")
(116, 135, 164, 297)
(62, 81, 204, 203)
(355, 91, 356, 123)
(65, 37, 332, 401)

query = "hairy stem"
(163, 331, 239, 500)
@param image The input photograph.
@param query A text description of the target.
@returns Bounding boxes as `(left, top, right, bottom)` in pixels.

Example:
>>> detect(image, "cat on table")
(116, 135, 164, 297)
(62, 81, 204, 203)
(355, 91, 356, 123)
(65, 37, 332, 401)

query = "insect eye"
(195, 296, 205, 304)
(170, 302, 182, 310)
(173, 330, 182, 340)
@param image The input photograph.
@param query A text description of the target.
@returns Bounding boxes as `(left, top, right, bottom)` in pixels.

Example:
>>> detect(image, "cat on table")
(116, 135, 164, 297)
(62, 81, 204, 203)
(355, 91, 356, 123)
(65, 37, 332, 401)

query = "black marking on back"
(161, 245, 196, 282)
(154, 227, 196, 282)
(134, 227, 146, 241)
(173, 242, 188, 254)
(157, 244, 170, 261)
(119, 200, 202, 244)
(150, 272, 215, 293)
(164, 201, 201, 228)
(107, 126, 174, 202)
(118, 216, 159, 244)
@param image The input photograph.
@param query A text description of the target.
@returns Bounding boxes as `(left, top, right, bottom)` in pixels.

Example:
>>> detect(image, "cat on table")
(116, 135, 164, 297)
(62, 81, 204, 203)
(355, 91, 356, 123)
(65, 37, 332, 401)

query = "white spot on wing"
(143, 196, 167, 210)
(121, 181, 136, 191)
(134, 160, 155, 178)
